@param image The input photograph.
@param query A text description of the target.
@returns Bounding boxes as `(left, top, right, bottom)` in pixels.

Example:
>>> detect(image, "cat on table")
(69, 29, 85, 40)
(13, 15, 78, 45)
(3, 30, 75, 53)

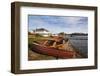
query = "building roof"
(33, 28, 49, 32)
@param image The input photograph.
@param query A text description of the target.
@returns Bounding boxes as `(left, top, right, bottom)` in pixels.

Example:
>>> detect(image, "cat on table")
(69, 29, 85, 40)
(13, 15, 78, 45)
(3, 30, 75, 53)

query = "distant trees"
(71, 33, 88, 36)
(58, 32, 66, 38)
(58, 32, 65, 35)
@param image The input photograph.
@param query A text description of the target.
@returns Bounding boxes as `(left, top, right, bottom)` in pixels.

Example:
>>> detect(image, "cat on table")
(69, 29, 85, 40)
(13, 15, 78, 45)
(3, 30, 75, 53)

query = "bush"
(35, 34, 43, 37)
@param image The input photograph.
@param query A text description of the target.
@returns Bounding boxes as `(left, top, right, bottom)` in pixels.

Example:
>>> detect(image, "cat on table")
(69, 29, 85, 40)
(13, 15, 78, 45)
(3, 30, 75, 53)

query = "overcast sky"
(28, 15, 88, 34)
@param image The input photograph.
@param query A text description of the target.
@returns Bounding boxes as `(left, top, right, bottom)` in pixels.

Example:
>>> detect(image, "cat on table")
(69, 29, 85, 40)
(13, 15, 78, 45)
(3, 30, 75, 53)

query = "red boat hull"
(30, 43, 76, 58)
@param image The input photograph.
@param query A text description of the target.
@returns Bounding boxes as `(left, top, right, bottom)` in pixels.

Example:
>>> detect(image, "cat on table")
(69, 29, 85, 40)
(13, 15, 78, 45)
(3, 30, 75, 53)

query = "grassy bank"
(28, 35, 49, 44)
(28, 35, 56, 60)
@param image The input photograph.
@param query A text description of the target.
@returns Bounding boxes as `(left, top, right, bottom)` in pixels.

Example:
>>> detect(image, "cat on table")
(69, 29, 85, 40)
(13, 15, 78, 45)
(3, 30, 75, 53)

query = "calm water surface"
(66, 35, 88, 57)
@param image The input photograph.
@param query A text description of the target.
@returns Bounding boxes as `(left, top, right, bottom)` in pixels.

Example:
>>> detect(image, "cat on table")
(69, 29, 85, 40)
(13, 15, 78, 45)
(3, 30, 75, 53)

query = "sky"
(28, 15, 88, 34)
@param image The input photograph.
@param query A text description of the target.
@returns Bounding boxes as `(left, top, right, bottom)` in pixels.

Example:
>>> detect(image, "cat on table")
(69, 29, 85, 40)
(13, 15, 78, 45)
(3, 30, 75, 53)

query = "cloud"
(28, 15, 88, 33)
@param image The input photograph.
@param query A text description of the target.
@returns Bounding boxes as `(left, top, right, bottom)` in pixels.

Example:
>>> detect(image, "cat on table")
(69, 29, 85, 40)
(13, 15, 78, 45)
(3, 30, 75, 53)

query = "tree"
(58, 32, 65, 37)
(58, 32, 65, 35)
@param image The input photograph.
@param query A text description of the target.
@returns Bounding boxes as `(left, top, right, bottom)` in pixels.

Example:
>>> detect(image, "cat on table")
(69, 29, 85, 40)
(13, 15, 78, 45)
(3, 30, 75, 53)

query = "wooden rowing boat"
(29, 43, 77, 59)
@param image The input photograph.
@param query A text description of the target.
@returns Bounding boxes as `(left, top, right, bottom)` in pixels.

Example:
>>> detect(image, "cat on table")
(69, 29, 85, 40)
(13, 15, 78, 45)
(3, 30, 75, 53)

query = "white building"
(33, 28, 51, 37)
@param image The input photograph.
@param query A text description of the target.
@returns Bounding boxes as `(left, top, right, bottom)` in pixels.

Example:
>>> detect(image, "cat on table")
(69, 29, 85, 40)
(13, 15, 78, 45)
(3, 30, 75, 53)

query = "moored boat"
(29, 36, 82, 59)
(29, 43, 77, 58)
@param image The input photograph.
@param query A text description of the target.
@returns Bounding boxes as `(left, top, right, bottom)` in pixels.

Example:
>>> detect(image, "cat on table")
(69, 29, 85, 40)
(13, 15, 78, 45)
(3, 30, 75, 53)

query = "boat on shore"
(29, 36, 82, 59)
(29, 43, 77, 59)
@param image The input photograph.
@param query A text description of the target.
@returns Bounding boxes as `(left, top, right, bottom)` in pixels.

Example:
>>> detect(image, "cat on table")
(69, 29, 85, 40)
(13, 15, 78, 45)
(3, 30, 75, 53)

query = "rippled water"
(66, 35, 88, 57)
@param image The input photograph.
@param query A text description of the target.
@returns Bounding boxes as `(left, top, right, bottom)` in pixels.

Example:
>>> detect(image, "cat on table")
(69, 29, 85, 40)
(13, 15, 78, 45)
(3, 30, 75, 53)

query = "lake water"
(66, 35, 88, 57)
